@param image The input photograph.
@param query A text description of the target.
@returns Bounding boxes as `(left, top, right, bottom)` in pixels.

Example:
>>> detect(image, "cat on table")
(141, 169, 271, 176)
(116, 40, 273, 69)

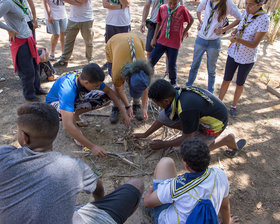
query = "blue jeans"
(149, 43, 178, 85)
(186, 36, 221, 93)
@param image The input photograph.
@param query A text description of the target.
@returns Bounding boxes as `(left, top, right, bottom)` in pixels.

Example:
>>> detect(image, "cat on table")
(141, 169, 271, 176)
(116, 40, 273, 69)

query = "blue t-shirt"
(46, 72, 106, 112)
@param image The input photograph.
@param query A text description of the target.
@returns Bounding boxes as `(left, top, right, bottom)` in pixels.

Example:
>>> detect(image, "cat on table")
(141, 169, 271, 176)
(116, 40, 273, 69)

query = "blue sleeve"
(58, 79, 76, 112)
(99, 82, 106, 90)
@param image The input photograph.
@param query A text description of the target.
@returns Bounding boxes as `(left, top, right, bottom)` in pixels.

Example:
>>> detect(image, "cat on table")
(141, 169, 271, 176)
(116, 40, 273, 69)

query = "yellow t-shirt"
(106, 33, 145, 87)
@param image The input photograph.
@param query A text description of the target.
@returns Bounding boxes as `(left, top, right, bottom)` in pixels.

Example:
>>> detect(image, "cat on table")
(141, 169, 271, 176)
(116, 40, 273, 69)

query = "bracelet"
(125, 105, 131, 110)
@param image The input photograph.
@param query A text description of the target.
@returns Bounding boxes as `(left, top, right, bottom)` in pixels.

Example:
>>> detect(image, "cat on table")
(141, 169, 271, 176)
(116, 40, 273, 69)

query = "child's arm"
(132, 120, 163, 138)
(219, 196, 231, 224)
(26, 0, 38, 29)
(144, 188, 162, 208)
(102, 85, 131, 126)
(60, 110, 107, 157)
(141, 88, 149, 121)
(182, 17, 194, 42)
(151, 22, 161, 48)
(140, 1, 151, 33)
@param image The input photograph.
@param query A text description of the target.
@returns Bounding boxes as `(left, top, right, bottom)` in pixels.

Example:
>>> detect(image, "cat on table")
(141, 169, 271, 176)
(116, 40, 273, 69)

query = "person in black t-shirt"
(133, 79, 246, 157)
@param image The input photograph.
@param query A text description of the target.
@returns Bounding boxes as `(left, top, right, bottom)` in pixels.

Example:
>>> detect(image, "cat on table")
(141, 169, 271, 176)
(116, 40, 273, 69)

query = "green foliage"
(271, 7, 280, 25)
(260, 73, 271, 85)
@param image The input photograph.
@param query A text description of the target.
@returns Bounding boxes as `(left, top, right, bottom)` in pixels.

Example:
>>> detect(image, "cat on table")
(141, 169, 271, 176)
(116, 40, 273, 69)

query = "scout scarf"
(170, 168, 211, 199)
(73, 70, 89, 102)
(128, 37, 136, 62)
(110, 0, 121, 4)
(234, 8, 266, 53)
(52, 0, 64, 6)
(203, 0, 220, 36)
(166, 86, 214, 120)
(165, 2, 180, 39)
(12, 0, 31, 20)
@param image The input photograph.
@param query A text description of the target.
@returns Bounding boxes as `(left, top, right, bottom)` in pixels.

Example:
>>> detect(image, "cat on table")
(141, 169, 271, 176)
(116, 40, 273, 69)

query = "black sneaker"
(110, 107, 119, 124)
(53, 60, 68, 68)
(36, 89, 48, 95)
(133, 104, 144, 121)
(229, 106, 238, 117)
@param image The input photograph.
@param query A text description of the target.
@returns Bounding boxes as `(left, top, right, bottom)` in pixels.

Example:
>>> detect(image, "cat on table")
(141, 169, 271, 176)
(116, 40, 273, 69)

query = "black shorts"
(105, 24, 131, 43)
(92, 184, 141, 224)
(224, 55, 254, 86)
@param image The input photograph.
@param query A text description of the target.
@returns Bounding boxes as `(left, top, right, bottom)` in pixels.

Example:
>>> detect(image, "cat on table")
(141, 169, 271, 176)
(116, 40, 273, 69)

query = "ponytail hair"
(217, 0, 227, 22)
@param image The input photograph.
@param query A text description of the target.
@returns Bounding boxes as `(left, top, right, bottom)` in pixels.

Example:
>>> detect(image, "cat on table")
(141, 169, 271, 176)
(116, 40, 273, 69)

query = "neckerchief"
(110, 0, 121, 4)
(203, 0, 220, 36)
(165, 3, 180, 39)
(52, 0, 64, 6)
(128, 37, 136, 62)
(234, 8, 266, 53)
(72, 71, 89, 102)
(12, 0, 31, 20)
(170, 168, 211, 199)
(166, 86, 214, 120)
(158, 0, 164, 8)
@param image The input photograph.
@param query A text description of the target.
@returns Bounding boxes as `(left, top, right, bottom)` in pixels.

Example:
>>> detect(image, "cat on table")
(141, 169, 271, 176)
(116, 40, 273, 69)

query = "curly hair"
(148, 79, 176, 101)
(180, 138, 210, 172)
(121, 59, 153, 82)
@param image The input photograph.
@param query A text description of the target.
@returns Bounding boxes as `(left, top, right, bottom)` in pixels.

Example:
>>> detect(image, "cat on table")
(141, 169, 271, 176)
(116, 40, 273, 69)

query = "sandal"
(49, 54, 56, 61)
(53, 60, 68, 68)
(76, 119, 89, 127)
(224, 139, 246, 158)
(47, 74, 59, 81)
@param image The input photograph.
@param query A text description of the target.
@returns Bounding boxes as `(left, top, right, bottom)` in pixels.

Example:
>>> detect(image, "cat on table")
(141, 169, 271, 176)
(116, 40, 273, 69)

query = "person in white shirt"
(101, 0, 130, 70)
(53, 0, 94, 67)
(186, 0, 241, 93)
(43, 0, 67, 60)
(144, 138, 239, 224)
(218, 0, 269, 118)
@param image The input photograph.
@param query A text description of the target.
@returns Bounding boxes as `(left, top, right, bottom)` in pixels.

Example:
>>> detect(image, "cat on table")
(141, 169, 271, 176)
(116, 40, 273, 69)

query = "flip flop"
(76, 119, 89, 127)
(224, 139, 246, 158)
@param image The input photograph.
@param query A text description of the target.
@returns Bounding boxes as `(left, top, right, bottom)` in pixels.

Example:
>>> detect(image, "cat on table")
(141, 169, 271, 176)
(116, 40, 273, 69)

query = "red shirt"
(157, 5, 192, 49)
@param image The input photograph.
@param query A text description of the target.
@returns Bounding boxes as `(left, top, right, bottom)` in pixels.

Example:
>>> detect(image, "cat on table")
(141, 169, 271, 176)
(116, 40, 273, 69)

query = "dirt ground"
(1, 0, 280, 223)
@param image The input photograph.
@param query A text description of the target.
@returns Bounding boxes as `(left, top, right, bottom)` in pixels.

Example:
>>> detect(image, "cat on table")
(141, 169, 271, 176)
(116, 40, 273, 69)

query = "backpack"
(185, 175, 219, 224)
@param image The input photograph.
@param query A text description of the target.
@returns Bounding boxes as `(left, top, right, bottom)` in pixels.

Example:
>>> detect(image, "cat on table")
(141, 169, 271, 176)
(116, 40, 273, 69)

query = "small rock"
(256, 202, 262, 209)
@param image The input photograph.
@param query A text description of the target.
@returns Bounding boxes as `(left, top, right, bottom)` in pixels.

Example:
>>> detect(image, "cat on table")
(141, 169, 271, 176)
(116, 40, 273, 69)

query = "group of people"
(0, 0, 270, 222)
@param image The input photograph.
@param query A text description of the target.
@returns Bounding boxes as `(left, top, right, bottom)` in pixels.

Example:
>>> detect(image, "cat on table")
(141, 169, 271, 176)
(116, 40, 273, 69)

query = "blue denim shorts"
(47, 18, 67, 35)
(151, 179, 172, 224)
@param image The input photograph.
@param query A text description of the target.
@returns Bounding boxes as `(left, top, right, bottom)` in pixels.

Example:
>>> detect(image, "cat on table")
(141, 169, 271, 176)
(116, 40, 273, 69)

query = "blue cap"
(129, 70, 149, 98)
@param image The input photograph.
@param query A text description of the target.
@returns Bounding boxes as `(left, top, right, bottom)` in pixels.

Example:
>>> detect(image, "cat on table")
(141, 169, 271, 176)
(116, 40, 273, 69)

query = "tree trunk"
(269, 18, 280, 43)
(267, 0, 280, 15)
